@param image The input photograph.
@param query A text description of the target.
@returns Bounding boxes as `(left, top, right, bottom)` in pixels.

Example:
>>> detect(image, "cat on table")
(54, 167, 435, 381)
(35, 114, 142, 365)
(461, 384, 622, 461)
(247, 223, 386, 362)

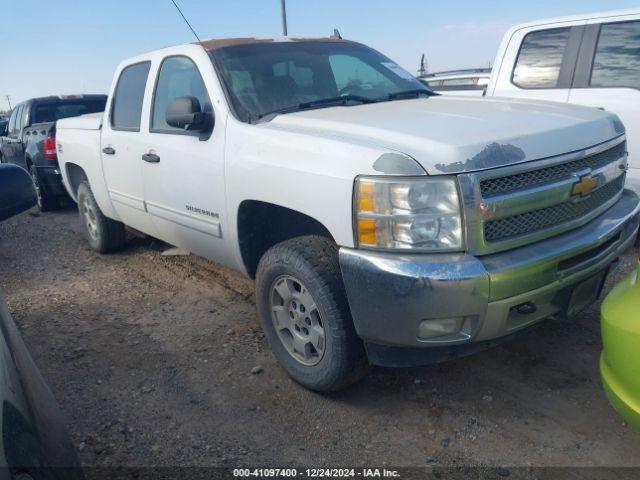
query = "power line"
(169, 0, 202, 44)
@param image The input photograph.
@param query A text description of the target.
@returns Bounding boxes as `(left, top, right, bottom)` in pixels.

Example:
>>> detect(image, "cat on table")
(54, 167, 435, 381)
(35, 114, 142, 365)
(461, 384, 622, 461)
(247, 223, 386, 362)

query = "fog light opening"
(514, 302, 537, 315)
(418, 317, 464, 340)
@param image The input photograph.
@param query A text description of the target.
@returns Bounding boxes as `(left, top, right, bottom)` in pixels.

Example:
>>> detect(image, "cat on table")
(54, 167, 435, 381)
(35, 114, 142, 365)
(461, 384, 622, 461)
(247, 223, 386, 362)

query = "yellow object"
(357, 181, 375, 212)
(600, 263, 640, 430)
(357, 218, 377, 245)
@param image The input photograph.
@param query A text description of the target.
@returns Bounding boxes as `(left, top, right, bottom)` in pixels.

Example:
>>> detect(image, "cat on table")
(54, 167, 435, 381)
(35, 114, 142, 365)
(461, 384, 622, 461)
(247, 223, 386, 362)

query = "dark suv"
(0, 95, 106, 211)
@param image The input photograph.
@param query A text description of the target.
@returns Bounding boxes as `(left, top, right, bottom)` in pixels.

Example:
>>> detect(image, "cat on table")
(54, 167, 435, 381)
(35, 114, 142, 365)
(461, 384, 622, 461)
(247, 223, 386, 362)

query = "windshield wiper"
(254, 95, 378, 122)
(299, 95, 378, 108)
(385, 89, 434, 100)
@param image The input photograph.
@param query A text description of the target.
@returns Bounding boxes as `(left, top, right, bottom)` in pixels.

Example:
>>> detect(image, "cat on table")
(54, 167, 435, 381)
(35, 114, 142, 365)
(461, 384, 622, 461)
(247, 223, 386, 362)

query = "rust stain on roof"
(195, 37, 353, 51)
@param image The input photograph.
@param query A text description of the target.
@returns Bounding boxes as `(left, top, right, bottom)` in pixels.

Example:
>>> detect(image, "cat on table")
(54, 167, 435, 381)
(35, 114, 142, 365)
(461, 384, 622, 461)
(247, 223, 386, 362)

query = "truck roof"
(21, 94, 107, 105)
(508, 8, 639, 31)
(195, 36, 354, 52)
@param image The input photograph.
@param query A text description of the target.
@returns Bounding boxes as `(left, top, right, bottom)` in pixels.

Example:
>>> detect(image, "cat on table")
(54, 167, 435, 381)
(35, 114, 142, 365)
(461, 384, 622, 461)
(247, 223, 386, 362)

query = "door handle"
(102, 147, 116, 155)
(142, 153, 160, 163)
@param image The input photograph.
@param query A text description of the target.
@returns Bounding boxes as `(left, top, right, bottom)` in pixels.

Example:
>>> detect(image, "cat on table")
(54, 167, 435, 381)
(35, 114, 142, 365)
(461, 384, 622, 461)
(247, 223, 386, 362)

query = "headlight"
(354, 176, 463, 251)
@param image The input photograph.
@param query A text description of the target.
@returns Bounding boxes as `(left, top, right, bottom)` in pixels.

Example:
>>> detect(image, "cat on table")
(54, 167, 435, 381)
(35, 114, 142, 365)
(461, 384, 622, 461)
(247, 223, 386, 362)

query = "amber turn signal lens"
(357, 181, 375, 212)
(357, 218, 377, 245)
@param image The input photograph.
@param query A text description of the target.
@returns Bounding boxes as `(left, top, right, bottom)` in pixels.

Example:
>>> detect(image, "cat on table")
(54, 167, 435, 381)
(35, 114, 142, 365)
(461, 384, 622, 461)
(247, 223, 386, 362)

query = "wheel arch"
(64, 163, 89, 201)
(237, 200, 336, 278)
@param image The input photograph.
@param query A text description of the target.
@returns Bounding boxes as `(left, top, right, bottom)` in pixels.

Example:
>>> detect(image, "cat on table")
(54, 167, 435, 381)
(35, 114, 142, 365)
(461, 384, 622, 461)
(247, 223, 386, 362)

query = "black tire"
(29, 165, 58, 212)
(77, 181, 126, 253)
(256, 235, 369, 392)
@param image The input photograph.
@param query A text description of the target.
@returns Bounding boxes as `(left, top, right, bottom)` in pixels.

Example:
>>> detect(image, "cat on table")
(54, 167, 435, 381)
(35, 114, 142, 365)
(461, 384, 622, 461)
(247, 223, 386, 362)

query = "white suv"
(486, 9, 640, 191)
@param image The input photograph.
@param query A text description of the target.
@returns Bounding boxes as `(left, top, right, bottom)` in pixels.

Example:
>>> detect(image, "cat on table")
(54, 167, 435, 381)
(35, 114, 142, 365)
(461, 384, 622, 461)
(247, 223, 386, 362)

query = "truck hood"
(265, 96, 625, 174)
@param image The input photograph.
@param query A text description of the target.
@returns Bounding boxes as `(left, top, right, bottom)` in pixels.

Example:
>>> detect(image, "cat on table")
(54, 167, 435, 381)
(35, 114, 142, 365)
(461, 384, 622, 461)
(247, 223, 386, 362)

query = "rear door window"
(111, 62, 151, 131)
(512, 28, 571, 88)
(590, 20, 640, 89)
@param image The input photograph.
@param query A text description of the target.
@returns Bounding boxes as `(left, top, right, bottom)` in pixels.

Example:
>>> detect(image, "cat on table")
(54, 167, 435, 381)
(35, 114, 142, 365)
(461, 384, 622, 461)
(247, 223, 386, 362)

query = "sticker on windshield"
(381, 62, 415, 81)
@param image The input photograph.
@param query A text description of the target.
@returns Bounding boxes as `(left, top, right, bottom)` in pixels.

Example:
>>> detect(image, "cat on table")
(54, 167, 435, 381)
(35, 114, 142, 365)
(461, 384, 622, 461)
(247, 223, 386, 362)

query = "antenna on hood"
(170, 0, 202, 44)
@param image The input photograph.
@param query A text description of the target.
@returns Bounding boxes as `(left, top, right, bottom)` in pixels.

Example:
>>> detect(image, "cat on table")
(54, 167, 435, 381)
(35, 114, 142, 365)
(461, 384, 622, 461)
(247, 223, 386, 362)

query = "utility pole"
(280, 0, 288, 36)
(5, 95, 11, 110)
(418, 54, 428, 77)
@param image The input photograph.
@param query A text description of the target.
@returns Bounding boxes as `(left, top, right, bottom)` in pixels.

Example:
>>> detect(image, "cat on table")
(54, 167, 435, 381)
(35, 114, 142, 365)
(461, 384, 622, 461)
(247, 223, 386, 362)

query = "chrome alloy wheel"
(81, 195, 99, 241)
(270, 275, 326, 366)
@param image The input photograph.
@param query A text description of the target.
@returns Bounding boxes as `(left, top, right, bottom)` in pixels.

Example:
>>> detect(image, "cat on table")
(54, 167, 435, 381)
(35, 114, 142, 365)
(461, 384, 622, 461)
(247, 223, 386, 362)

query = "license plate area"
(565, 270, 608, 317)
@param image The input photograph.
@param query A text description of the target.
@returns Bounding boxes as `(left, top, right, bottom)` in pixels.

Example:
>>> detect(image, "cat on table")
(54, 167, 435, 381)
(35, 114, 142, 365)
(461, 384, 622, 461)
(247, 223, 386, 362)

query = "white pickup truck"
(56, 37, 640, 392)
(486, 8, 640, 192)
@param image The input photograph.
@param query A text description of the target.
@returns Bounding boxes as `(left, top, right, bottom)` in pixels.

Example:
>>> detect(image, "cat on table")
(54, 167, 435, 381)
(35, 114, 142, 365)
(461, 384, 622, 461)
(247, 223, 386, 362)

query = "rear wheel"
(29, 165, 58, 212)
(256, 236, 369, 392)
(77, 181, 126, 253)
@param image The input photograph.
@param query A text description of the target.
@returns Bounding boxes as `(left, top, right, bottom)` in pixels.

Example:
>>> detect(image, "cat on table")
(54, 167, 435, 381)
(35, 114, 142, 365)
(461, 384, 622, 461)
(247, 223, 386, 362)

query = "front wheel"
(256, 236, 369, 392)
(77, 181, 126, 253)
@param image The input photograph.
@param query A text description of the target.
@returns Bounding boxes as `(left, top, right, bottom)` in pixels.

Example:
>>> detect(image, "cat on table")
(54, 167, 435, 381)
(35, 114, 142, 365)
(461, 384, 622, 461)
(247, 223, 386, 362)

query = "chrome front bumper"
(339, 189, 640, 365)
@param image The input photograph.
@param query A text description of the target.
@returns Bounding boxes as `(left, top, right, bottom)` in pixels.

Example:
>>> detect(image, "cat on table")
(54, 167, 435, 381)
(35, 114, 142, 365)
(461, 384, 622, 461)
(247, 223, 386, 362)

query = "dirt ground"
(1, 206, 639, 476)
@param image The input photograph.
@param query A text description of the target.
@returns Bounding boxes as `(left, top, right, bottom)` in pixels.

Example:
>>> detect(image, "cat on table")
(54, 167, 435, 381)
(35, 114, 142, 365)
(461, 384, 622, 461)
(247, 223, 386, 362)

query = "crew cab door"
(490, 22, 586, 103)
(1, 105, 26, 167)
(568, 17, 640, 185)
(140, 54, 227, 261)
(100, 61, 158, 236)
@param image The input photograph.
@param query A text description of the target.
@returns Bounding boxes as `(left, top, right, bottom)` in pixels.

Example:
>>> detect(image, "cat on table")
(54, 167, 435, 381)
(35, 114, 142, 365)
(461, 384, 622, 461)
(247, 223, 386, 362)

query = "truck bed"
(57, 112, 103, 131)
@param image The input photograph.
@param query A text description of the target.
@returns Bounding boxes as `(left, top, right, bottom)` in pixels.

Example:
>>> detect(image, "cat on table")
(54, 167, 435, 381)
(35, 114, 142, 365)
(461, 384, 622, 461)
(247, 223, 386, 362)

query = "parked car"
(0, 95, 107, 211)
(0, 164, 85, 479)
(486, 8, 640, 192)
(419, 68, 491, 96)
(600, 246, 640, 429)
(56, 37, 639, 392)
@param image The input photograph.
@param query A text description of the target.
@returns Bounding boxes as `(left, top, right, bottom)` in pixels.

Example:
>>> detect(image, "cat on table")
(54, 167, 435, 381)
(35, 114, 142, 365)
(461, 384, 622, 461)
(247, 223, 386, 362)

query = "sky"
(1, 0, 638, 110)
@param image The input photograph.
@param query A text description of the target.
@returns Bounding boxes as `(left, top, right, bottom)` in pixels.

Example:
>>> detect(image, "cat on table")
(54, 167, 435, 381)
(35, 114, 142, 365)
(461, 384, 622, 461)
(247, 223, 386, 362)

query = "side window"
(9, 105, 24, 136)
(111, 62, 151, 131)
(512, 27, 571, 88)
(151, 56, 211, 133)
(21, 104, 30, 128)
(7, 108, 18, 135)
(590, 20, 640, 89)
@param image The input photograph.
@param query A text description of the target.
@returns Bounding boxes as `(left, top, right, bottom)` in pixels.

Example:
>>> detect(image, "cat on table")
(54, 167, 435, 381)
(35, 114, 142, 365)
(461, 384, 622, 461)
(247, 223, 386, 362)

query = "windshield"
(32, 98, 107, 124)
(210, 41, 431, 122)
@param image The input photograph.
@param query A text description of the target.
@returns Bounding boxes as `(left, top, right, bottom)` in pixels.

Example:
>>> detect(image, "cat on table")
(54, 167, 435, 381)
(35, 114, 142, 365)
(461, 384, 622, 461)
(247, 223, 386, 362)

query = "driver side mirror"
(165, 96, 212, 132)
(0, 164, 37, 222)
(0, 123, 8, 137)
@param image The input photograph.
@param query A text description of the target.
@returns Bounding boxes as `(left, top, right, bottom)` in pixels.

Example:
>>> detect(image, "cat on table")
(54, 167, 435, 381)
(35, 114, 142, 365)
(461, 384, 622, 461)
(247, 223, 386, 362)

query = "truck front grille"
(480, 142, 626, 197)
(484, 175, 625, 242)
(458, 138, 628, 255)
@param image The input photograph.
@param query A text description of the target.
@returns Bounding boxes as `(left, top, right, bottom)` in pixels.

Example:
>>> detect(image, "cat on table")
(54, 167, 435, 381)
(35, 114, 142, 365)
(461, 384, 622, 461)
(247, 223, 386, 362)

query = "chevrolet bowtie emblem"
(572, 174, 598, 198)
